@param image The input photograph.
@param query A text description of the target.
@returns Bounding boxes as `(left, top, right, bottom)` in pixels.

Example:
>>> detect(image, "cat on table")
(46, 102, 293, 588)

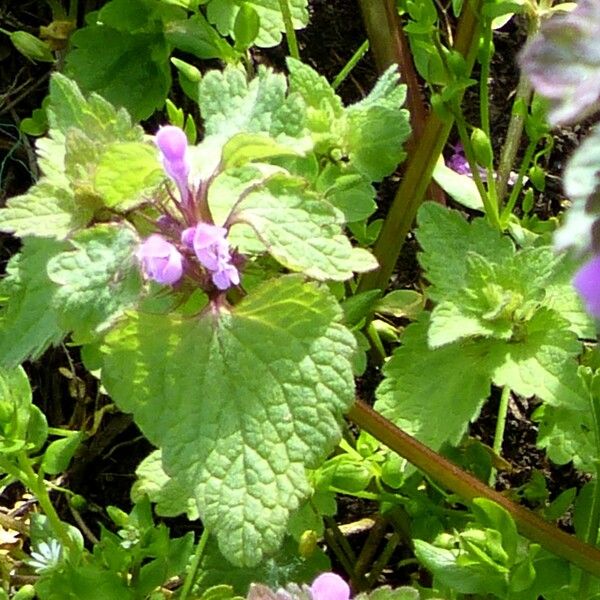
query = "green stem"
(277, 0, 300, 60)
(496, 75, 533, 206)
(45, 0, 66, 19)
(454, 109, 501, 229)
(179, 527, 210, 600)
(16, 453, 76, 554)
(332, 40, 369, 90)
(348, 400, 600, 578)
(68, 0, 79, 20)
(357, 0, 484, 293)
(500, 138, 537, 225)
(578, 386, 600, 596)
(489, 385, 511, 486)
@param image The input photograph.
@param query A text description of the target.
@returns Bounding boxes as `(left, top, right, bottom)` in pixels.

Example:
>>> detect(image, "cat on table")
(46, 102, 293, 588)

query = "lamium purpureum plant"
(0, 59, 410, 570)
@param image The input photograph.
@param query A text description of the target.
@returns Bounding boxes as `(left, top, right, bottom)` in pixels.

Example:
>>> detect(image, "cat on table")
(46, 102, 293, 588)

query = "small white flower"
(27, 539, 62, 573)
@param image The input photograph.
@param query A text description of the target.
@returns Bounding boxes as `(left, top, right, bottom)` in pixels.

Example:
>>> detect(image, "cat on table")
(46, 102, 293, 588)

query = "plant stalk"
(348, 400, 600, 578)
(332, 40, 370, 91)
(277, 0, 300, 60)
(489, 385, 511, 486)
(357, 0, 484, 293)
(179, 527, 210, 600)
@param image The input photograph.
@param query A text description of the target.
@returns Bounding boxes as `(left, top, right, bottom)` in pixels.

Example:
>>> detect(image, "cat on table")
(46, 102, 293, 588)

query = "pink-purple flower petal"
(136, 234, 183, 286)
(573, 255, 600, 318)
(310, 573, 350, 600)
(155, 126, 190, 204)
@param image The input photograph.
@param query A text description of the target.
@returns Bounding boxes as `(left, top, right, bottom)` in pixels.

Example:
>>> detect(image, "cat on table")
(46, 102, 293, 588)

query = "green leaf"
(101, 275, 356, 566)
(315, 164, 377, 223)
(0, 238, 67, 368)
(165, 13, 237, 61)
(42, 431, 84, 474)
(131, 449, 199, 520)
(94, 142, 163, 208)
(416, 202, 514, 303)
(221, 133, 300, 169)
(0, 366, 47, 455)
(0, 182, 94, 239)
(199, 65, 307, 142)
(65, 0, 174, 120)
(432, 155, 483, 211)
(374, 314, 493, 452)
(47, 224, 142, 338)
(234, 3, 260, 50)
(206, 0, 309, 48)
(489, 309, 582, 403)
(47, 73, 142, 142)
(413, 539, 508, 596)
(232, 174, 378, 280)
(345, 104, 410, 181)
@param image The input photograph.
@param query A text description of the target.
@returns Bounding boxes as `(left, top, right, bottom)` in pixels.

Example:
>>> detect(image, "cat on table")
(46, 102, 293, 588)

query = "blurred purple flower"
(137, 234, 183, 285)
(573, 255, 600, 318)
(447, 143, 487, 181)
(182, 223, 240, 290)
(155, 125, 190, 203)
(310, 573, 350, 600)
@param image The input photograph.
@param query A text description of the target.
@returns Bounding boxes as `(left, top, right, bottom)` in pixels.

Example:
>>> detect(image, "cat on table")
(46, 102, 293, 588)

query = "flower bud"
(10, 31, 54, 62)
(155, 126, 190, 204)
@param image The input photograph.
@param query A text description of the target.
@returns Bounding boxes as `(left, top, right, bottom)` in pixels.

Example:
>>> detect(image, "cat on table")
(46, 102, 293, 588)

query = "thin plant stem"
(179, 527, 210, 600)
(277, 0, 300, 60)
(348, 400, 600, 578)
(16, 453, 77, 554)
(366, 531, 401, 587)
(489, 385, 511, 486)
(357, 0, 484, 293)
(496, 74, 533, 206)
(578, 384, 600, 597)
(479, 20, 493, 141)
(332, 40, 369, 91)
(500, 138, 537, 225)
(45, 0, 66, 19)
(68, 0, 79, 20)
(453, 108, 502, 229)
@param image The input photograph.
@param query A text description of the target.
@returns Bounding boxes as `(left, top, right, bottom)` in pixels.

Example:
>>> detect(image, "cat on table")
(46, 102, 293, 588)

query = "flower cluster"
(136, 126, 240, 292)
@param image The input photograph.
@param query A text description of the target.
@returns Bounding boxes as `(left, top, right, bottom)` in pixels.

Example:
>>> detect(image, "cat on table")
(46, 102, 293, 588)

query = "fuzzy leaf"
(0, 239, 67, 368)
(232, 175, 377, 280)
(0, 182, 94, 239)
(489, 309, 583, 404)
(374, 315, 493, 452)
(206, 0, 309, 47)
(94, 142, 163, 208)
(101, 275, 356, 566)
(199, 65, 307, 142)
(416, 202, 514, 303)
(47, 224, 142, 338)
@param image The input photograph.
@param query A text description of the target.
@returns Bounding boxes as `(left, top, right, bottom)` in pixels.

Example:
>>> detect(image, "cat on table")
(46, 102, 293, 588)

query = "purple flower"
(310, 573, 350, 600)
(447, 142, 487, 181)
(155, 126, 190, 204)
(573, 255, 600, 318)
(182, 223, 240, 290)
(136, 234, 183, 285)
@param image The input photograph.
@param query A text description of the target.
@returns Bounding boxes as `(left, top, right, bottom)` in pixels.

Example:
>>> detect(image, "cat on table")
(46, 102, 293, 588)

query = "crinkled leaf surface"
(231, 175, 377, 280)
(206, 0, 308, 47)
(287, 59, 410, 181)
(199, 65, 307, 141)
(0, 182, 93, 239)
(520, 0, 600, 125)
(94, 142, 163, 209)
(416, 203, 514, 303)
(374, 315, 493, 451)
(101, 275, 356, 566)
(0, 238, 67, 368)
(47, 224, 142, 338)
(0, 74, 141, 239)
